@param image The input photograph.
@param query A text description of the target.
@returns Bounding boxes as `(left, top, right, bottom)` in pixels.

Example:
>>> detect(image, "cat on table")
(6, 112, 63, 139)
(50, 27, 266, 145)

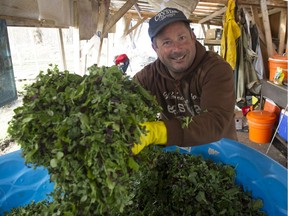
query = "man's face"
(152, 21, 196, 74)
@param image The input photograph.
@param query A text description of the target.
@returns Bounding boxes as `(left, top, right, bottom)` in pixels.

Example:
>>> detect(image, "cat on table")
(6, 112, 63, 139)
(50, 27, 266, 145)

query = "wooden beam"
(58, 28, 67, 70)
(97, 0, 110, 64)
(251, 6, 265, 43)
(91, 0, 99, 35)
(123, 16, 132, 36)
(199, 0, 287, 8)
(102, 0, 138, 37)
(198, 6, 226, 24)
(251, 6, 269, 79)
(278, 8, 287, 54)
(260, 0, 274, 57)
(97, 0, 110, 38)
(258, 8, 282, 18)
(134, 3, 142, 18)
(125, 16, 147, 36)
(1, 15, 57, 28)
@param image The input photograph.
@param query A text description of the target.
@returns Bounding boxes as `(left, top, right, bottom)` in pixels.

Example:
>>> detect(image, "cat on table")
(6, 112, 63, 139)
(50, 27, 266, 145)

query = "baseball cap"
(148, 7, 191, 40)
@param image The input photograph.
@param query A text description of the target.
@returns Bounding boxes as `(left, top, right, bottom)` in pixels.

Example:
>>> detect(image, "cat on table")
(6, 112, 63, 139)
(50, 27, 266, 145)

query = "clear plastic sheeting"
(147, 0, 198, 18)
(0, 20, 17, 108)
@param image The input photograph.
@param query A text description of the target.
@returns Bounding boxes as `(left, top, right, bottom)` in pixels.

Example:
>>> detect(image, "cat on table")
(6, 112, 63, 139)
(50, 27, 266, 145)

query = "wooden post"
(251, 6, 265, 43)
(260, 0, 274, 57)
(102, 0, 138, 37)
(278, 8, 287, 55)
(251, 6, 269, 79)
(96, 0, 109, 65)
(125, 17, 147, 36)
(58, 28, 67, 70)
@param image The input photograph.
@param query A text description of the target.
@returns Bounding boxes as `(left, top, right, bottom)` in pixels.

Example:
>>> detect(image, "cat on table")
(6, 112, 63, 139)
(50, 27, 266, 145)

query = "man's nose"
(171, 40, 182, 49)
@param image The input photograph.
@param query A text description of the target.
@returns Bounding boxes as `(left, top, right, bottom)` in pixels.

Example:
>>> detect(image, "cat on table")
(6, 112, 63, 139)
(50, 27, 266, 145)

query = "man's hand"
(132, 121, 167, 155)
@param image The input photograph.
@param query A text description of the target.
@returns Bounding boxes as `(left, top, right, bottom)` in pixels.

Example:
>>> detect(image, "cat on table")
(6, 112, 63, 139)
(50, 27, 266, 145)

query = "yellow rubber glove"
(132, 121, 167, 155)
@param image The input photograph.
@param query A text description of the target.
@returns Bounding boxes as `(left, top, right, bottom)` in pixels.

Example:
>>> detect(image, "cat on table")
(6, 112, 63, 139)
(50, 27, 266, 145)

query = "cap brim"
(150, 18, 191, 40)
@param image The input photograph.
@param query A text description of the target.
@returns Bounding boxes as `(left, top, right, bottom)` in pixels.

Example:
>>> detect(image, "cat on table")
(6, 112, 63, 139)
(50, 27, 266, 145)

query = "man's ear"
(191, 31, 196, 40)
(152, 42, 157, 51)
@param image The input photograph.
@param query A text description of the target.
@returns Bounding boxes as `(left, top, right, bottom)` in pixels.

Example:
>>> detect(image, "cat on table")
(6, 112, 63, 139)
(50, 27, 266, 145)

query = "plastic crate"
(278, 109, 288, 142)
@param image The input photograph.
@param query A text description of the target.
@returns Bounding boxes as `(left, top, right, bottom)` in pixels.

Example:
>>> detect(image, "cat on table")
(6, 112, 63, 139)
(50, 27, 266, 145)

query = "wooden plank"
(251, 6, 265, 43)
(58, 28, 67, 70)
(251, 6, 269, 79)
(97, 0, 110, 38)
(123, 16, 132, 36)
(201, 24, 207, 37)
(134, 3, 142, 18)
(2, 15, 56, 27)
(200, 0, 287, 8)
(73, 27, 81, 74)
(278, 8, 287, 55)
(97, 37, 104, 65)
(125, 16, 147, 36)
(260, 0, 274, 57)
(78, 0, 93, 40)
(258, 8, 282, 17)
(198, 7, 226, 24)
(91, 0, 99, 35)
(102, 0, 138, 37)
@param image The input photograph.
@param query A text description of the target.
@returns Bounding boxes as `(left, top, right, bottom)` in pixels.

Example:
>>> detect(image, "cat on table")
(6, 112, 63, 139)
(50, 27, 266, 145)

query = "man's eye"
(163, 41, 172, 46)
(179, 36, 186, 41)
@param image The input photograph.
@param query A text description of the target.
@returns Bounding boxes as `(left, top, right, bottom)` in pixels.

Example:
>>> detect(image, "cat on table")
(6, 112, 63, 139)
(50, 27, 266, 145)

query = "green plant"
(122, 149, 266, 216)
(7, 64, 161, 215)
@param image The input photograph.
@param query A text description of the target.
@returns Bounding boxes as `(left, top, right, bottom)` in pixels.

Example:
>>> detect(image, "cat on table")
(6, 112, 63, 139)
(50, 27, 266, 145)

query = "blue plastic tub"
(0, 151, 54, 215)
(0, 138, 287, 216)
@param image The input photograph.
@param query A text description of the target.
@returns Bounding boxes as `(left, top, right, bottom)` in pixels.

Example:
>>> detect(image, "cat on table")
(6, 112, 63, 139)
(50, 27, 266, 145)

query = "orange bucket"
(246, 110, 277, 144)
(268, 54, 288, 83)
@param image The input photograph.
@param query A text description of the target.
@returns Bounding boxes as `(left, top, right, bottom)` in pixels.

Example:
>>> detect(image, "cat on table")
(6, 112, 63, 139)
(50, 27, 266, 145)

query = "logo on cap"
(154, 8, 180, 22)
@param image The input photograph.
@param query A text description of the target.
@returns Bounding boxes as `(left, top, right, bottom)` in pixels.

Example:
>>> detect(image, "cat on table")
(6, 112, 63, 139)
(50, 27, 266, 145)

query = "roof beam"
(125, 16, 147, 35)
(199, 0, 287, 8)
(198, 6, 226, 24)
(103, 0, 138, 37)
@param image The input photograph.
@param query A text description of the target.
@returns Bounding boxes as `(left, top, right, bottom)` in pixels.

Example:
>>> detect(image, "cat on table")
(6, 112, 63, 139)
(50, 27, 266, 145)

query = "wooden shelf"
(260, 80, 287, 154)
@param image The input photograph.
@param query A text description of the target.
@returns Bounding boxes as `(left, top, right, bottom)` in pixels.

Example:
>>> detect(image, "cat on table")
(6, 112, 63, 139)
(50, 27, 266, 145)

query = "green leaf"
(47, 110, 54, 116)
(128, 157, 140, 172)
(80, 195, 88, 203)
(50, 159, 58, 168)
(57, 152, 64, 159)
(196, 191, 208, 204)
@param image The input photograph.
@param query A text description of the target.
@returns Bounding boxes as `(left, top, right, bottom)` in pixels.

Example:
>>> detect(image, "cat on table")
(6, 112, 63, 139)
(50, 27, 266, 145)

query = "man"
(132, 7, 237, 154)
(114, 54, 130, 74)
